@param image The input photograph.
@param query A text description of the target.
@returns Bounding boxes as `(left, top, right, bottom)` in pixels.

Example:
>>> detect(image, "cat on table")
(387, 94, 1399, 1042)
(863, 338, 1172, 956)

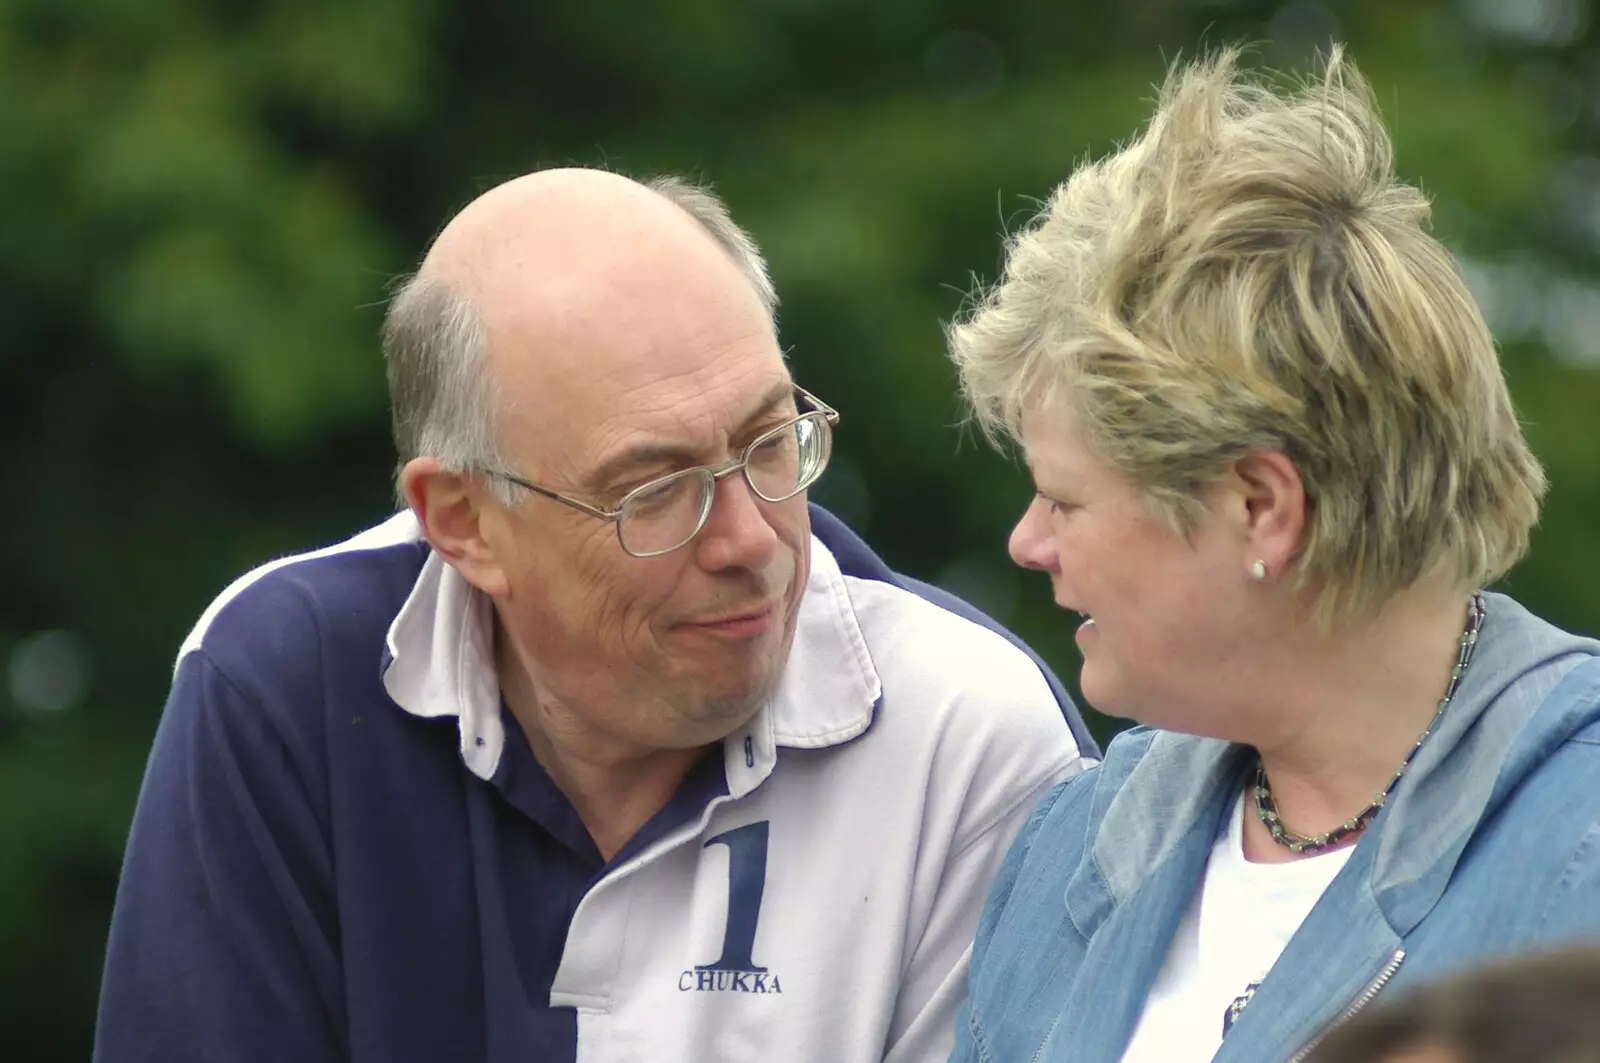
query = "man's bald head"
(421, 169, 775, 317)
(382, 168, 776, 495)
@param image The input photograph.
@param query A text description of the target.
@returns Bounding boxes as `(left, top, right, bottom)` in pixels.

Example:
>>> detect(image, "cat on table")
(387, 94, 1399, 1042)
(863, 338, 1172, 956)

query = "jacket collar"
(1069, 592, 1600, 941)
(1369, 593, 1600, 931)
(380, 517, 881, 785)
(1066, 729, 1245, 938)
(1039, 593, 1600, 1063)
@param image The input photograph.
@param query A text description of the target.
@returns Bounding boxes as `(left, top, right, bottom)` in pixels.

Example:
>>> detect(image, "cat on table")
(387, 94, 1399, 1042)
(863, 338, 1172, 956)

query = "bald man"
(95, 170, 1096, 1063)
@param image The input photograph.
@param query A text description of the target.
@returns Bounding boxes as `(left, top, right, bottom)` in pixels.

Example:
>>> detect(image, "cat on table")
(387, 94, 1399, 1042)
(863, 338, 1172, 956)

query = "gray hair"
(382, 173, 778, 505)
(382, 272, 501, 501)
(647, 174, 778, 317)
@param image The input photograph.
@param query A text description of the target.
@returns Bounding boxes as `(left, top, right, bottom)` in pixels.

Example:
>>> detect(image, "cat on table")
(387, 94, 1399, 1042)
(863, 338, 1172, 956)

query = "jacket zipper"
(1284, 947, 1406, 1063)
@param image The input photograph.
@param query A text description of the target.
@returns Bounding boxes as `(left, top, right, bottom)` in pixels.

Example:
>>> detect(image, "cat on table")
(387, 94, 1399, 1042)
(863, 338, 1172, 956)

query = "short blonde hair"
(949, 46, 1546, 627)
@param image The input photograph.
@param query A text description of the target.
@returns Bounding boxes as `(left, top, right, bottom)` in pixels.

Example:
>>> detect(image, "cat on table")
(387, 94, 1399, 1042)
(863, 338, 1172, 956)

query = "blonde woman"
(947, 47, 1600, 1063)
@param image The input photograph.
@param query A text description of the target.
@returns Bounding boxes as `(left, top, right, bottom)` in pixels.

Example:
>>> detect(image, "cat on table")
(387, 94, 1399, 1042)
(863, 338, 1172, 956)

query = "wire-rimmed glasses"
(486, 385, 838, 557)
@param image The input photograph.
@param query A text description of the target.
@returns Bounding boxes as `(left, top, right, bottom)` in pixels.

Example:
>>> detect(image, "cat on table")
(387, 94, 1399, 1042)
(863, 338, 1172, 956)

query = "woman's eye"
(1037, 493, 1074, 515)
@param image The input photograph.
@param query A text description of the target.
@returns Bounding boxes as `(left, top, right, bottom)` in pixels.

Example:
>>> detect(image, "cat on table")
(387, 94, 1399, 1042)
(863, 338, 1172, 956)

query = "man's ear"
(1229, 449, 1306, 579)
(400, 457, 511, 598)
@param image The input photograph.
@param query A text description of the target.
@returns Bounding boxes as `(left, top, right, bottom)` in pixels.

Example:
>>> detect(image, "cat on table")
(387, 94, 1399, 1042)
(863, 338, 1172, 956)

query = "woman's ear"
(1230, 449, 1306, 579)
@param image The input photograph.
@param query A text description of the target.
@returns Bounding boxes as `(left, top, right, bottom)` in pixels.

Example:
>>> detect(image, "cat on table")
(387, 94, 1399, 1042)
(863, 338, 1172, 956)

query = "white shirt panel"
(1118, 795, 1353, 1063)
(555, 540, 1088, 1063)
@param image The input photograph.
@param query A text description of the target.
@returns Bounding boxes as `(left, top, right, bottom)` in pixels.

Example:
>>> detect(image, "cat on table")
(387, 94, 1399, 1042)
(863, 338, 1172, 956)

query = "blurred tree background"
(4, 0, 1600, 1057)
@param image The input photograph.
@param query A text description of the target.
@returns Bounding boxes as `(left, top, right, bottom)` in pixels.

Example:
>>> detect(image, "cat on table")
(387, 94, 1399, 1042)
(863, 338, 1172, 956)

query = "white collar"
(381, 528, 882, 787)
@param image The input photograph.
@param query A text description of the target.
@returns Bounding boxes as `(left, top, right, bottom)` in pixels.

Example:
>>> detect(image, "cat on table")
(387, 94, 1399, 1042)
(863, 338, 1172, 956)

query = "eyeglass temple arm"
(496, 472, 623, 521)
(795, 384, 839, 424)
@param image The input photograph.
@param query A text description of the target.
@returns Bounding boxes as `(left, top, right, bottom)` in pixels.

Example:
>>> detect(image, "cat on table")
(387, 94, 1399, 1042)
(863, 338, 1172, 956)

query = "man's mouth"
(682, 604, 778, 638)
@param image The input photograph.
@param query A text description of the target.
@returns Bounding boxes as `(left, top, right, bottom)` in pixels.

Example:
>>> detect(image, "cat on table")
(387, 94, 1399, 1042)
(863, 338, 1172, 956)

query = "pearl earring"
(1250, 559, 1268, 581)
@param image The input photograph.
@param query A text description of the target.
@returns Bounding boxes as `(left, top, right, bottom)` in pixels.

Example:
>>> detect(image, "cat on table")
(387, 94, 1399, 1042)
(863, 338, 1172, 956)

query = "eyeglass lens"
(616, 414, 830, 556)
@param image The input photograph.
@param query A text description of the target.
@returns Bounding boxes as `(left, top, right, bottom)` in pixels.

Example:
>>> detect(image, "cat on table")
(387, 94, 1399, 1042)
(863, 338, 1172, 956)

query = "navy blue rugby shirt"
(95, 506, 1095, 1063)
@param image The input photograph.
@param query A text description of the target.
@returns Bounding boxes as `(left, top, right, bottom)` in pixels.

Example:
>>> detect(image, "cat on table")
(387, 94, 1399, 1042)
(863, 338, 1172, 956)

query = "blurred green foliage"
(4, 0, 1600, 1057)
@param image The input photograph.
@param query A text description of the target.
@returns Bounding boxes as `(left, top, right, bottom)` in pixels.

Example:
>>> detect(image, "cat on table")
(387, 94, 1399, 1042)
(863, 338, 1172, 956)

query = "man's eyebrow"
(581, 381, 797, 493)
(737, 380, 800, 429)
(580, 443, 695, 495)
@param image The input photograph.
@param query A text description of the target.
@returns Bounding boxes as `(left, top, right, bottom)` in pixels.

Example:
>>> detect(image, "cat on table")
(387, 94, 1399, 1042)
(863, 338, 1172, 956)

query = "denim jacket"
(952, 593, 1600, 1063)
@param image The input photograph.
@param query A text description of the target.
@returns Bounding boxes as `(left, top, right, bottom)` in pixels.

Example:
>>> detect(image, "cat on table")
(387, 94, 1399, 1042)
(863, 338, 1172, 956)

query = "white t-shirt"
(1118, 794, 1354, 1063)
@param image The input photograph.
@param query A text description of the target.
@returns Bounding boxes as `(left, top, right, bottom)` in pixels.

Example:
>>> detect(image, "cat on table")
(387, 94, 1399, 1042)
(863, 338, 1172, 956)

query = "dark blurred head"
(1307, 947, 1600, 1063)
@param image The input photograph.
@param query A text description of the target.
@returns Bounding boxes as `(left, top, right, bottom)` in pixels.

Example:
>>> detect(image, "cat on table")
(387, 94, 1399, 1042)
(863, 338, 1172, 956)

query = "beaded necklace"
(1252, 593, 1486, 856)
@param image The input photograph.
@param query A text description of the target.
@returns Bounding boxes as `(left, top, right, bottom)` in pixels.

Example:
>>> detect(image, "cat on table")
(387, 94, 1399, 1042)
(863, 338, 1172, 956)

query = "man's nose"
(694, 470, 780, 572)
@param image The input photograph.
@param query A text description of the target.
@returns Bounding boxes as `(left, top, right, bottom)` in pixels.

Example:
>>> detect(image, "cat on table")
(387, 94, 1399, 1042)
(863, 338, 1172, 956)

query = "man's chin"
(705, 670, 781, 719)
(658, 619, 793, 734)
(681, 662, 784, 730)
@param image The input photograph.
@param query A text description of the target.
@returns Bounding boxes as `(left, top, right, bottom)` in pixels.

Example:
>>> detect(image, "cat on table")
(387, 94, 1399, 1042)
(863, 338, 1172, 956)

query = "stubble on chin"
(675, 621, 794, 740)
(669, 544, 807, 738)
